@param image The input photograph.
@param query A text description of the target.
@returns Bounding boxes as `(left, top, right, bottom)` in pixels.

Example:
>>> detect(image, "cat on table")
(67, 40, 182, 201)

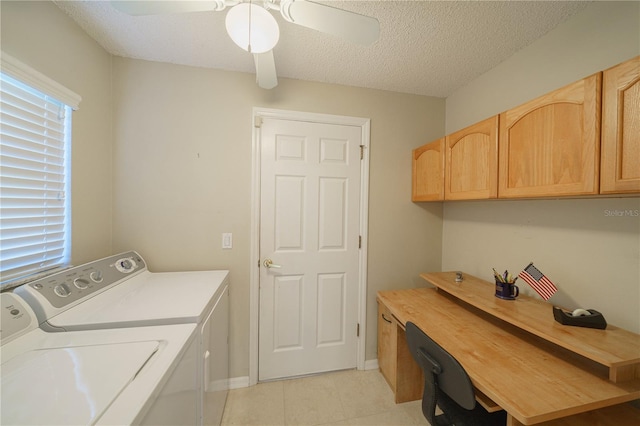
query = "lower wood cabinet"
(377, 300, 423, 403)
(377, 301, 396, 390)
(601, 56, 640, 194)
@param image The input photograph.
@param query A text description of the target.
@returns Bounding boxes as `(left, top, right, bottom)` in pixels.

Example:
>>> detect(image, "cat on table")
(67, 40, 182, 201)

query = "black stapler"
(553, 307, 607, 330)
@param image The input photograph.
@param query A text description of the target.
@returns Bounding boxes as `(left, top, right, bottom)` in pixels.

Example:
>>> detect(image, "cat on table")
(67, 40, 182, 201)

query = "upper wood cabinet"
(412, 138, 444, 201)
(445, 116, 498, 200)
(600, 56, 640, 194)
(498, 74, 601, 198)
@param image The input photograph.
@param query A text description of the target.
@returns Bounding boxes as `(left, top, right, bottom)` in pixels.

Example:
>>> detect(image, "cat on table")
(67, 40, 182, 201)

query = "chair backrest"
(406, 321, 476, 410)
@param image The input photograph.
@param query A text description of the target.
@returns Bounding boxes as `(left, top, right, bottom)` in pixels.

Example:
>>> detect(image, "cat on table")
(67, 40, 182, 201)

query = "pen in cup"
(493, 268, 518, 284)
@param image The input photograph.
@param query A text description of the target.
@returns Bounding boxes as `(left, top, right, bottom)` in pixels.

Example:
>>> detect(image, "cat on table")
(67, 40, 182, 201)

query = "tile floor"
(221, 369, 431, 426)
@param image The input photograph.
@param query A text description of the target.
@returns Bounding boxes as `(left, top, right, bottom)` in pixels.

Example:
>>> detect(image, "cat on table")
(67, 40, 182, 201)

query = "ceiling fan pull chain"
(247, 0, 253, 53)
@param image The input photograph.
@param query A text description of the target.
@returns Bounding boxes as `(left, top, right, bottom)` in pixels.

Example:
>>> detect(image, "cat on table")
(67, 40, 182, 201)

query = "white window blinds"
(1, 70, 73, 286)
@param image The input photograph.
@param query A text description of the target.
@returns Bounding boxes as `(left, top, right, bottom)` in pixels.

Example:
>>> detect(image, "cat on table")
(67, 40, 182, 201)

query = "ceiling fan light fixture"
(225, 3, 280, 54)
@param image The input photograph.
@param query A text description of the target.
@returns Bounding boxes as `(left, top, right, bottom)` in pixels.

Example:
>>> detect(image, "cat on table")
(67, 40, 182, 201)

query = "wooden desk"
(422, 272, 640, 382)
(377, 273, 640, 426)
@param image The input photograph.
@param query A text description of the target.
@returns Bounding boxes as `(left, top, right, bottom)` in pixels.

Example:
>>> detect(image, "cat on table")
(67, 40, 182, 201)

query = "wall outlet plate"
(222, 233, 232, 249)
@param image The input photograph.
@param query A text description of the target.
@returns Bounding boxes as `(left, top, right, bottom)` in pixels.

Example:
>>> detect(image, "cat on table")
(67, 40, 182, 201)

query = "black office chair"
(406, 322, 506, 426)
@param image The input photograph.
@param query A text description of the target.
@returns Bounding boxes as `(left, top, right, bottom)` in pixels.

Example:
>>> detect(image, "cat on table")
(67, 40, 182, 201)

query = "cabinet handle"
(381, 313, 392, 323)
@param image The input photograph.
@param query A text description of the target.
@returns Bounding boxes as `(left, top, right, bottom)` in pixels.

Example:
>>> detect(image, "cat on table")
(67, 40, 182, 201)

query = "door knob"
(263, 259, 282, 268)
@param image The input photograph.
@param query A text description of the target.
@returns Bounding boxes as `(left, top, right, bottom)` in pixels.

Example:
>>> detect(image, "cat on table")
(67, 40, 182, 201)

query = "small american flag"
(518, 263, 558, 300)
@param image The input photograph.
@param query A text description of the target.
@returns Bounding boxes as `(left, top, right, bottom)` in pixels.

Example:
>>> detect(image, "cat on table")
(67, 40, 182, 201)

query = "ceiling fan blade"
(282, 0, 380, 45)
(254, 51, 278, 89)
(110, 0, 228, 16)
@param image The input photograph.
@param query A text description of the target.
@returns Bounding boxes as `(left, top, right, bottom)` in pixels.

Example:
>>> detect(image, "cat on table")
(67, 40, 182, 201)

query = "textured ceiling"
(52, 0, 591, 97)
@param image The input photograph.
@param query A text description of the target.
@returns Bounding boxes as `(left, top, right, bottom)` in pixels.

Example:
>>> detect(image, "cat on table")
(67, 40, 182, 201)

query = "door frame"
(249, 107, 370, 386)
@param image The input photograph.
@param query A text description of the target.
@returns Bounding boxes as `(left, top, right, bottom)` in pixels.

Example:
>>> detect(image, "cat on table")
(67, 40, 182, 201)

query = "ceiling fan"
(110, 0, 380, 89)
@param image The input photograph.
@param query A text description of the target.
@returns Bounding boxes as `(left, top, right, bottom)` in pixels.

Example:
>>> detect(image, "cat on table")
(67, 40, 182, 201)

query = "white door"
(258, 118, 362, 381)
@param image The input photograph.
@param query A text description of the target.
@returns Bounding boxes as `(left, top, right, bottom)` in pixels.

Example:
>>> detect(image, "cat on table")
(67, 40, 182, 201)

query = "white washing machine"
(14, 251, 229, 426)
(1, 292, 199, 425)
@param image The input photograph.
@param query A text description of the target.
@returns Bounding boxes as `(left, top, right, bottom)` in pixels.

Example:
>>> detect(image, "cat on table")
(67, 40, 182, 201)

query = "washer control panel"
(1, 293, 37, 345)
(115, 257, 138, 274)
(14, 251, 146, 315)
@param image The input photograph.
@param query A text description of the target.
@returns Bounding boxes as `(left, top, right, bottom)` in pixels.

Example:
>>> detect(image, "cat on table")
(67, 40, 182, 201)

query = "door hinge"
(359, 145, 365, 160)
(359, 235, 362, 249)
(254, 116, 263, 128)
(357, 323, 360, 337)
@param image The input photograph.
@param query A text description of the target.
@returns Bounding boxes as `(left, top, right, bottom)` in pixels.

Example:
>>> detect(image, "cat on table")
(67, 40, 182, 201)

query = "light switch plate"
(222, 233, 232, 249)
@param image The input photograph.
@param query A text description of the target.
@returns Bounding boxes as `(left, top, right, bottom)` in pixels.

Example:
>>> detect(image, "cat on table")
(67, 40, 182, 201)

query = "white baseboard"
(364, 358, 379, 370)
(228, 376, 250, 389)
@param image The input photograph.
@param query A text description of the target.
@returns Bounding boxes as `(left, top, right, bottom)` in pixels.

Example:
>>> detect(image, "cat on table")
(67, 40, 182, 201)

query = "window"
(1, 53, 80, 288)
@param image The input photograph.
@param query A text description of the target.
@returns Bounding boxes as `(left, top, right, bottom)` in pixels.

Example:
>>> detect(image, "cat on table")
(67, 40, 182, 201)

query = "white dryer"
(1, 292, 199, 425)
(14, 251, 229, 426)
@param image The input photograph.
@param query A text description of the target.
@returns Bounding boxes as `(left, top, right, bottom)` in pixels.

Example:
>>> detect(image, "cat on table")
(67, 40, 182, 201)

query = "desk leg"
(506, 414, 524, 426)
(395, 324, 424, 403)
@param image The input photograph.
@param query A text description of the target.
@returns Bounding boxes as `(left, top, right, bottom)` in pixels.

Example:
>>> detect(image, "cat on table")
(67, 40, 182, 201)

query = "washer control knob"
(74, 278, 90, 289)
(54, 283, 72, 298)
(115, 258, 137, 274)
(90, 270, 103, 283)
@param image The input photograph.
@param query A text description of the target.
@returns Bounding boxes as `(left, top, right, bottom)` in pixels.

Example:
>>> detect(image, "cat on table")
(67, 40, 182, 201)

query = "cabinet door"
(499, 74, 601, 198)
(377, 301, 397, 391)
(412, 138, 444, 201)
(601, 56, 640, 194)
(445, 116, 498, 200)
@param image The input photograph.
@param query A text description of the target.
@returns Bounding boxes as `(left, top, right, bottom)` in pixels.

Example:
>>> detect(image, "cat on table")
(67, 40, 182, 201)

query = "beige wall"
(111, 58, 444, 377)
(443, 1, 640, 333)
(1, 1, 113, 264)
(3, 1, 444, 378)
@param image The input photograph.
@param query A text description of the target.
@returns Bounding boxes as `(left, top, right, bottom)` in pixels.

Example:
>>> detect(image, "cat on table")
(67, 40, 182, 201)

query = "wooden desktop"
(377, 272, 640, 425)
